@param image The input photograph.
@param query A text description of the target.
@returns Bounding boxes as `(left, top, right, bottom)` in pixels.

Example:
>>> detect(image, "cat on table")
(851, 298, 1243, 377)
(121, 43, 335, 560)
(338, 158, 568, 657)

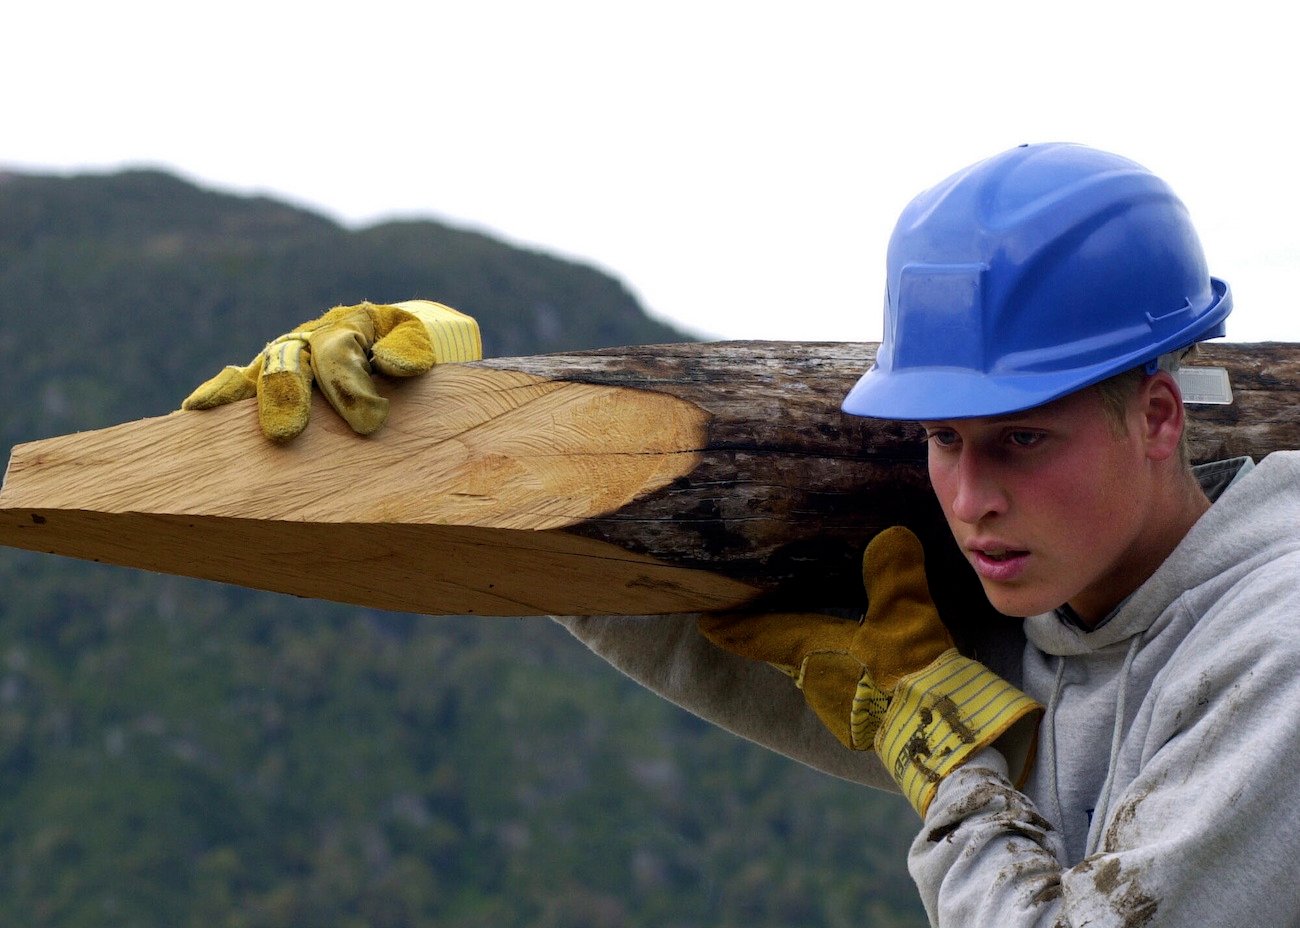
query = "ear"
(1137, 371, 1185, 463)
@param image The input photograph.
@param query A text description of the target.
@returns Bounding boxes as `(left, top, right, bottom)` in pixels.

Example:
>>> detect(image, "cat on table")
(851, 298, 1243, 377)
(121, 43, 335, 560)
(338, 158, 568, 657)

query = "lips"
(967, 542, 1030, 582)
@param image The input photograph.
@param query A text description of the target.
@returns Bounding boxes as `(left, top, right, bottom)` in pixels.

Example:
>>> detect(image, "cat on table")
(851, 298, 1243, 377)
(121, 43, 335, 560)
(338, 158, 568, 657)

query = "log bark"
(0, 341, 1295, 631)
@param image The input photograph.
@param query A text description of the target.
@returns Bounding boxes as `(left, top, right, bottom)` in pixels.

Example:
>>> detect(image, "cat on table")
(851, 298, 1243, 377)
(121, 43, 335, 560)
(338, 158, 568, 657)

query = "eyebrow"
(921, 414, 1038, 428)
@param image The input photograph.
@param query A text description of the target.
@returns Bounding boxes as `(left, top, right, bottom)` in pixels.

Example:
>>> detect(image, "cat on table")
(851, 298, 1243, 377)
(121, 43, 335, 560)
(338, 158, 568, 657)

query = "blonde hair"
(1095, 346, 1197, 469)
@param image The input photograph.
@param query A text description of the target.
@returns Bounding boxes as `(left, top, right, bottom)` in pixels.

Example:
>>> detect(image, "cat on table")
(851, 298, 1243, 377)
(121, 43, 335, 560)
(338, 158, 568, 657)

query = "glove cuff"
(875, 648, 1042, 817)
(394, 300, 483, 363)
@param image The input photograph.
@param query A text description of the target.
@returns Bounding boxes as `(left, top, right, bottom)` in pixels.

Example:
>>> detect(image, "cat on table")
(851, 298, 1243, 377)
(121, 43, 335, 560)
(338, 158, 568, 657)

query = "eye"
(924, 427, 960, 449)
(1007, 429, 1046, 449)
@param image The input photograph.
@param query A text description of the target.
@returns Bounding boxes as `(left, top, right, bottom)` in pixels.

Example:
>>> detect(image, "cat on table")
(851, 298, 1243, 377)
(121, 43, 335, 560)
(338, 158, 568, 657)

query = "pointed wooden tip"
(0, 362, 758, 615)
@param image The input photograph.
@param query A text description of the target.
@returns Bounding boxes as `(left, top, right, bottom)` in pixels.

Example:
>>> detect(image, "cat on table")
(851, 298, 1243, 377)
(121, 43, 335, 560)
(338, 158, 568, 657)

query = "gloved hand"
(182, 300, 482, 441)
(699, 527, 1042, 816)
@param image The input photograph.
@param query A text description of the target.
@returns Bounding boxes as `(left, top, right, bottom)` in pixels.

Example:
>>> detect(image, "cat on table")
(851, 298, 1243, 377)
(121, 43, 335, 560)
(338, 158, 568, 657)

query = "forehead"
(921, 386, 1107, 429)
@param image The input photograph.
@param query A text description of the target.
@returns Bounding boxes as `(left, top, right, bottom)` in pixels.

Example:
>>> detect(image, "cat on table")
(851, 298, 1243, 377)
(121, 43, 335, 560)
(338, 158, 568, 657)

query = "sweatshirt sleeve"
(550, 614, 896, 791)
(908, 583, 1300, 927)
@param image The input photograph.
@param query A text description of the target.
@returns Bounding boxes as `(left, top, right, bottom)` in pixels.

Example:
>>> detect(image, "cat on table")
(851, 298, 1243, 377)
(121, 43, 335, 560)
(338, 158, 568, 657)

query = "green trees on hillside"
(0, 170, 926, 927)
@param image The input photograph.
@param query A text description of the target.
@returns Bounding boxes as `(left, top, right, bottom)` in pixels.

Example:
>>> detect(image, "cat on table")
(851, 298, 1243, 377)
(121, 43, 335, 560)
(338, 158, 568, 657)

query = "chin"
(979, 582, 1063, 619)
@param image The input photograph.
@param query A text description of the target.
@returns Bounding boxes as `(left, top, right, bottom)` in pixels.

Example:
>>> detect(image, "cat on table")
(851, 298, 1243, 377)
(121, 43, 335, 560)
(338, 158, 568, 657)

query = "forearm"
(551, 614, 896, 790)
(910, 754, 1068, 927)
(910, 741, 1300, 927)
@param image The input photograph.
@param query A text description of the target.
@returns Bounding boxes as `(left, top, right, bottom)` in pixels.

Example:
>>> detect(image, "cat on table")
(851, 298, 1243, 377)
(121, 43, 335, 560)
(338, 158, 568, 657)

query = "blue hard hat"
(841, 143, 1232, 420)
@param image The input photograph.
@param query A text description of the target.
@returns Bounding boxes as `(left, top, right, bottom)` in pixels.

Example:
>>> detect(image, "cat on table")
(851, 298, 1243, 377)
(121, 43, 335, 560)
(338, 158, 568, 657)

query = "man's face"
(923, 386, 1160, 623)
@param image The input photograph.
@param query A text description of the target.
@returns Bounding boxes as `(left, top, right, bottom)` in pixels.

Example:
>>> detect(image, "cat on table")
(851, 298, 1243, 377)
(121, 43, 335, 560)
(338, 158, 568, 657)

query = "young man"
(186, 144, 1300, 925)
(554, 144, 1300, 926)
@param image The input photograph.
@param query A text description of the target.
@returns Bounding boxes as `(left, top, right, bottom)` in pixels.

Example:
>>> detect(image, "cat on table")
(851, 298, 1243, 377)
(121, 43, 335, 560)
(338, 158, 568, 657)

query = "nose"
(946, 447, 1010, 525)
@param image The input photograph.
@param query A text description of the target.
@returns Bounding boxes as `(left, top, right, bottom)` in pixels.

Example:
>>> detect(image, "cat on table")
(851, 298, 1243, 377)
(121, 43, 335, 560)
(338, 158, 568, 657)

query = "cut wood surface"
(1, 341, 1296, 630)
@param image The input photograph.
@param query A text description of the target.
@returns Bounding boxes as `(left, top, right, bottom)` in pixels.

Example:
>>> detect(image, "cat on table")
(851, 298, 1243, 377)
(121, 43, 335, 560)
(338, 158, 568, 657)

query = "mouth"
(968, 544, 1030, 581)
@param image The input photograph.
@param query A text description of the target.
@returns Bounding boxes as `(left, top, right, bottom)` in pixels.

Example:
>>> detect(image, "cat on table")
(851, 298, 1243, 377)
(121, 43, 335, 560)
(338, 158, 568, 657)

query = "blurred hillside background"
(0, 170, 926, 928)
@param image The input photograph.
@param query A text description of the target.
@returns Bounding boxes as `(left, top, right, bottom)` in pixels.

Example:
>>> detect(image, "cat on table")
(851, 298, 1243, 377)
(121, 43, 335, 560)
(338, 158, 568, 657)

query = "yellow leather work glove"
(699, 527, 1042, 816)
(182, 300, 482, 441)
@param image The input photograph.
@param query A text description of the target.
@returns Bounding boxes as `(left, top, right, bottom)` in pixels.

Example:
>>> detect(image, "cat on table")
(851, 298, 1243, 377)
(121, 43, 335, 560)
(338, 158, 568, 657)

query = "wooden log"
(0, 341, 1295, 629)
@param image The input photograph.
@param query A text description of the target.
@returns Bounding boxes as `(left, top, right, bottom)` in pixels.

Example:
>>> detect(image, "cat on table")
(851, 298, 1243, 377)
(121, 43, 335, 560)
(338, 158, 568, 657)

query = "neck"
(1071, 464, 1211, 627)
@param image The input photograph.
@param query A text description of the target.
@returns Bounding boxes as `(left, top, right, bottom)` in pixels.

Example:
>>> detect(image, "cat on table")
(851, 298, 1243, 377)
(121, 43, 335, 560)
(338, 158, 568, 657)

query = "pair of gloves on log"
(183, 300, 1042, 817)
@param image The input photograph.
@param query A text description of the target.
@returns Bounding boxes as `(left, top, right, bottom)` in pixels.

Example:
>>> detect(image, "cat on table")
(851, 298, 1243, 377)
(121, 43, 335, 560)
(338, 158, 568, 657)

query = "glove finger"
(305, 303, 372, 334)
(309, 325, 389, 435)
(181, 358, 261, 410)
(697, 611, 858, 668)
(858, 527, 955, 686)
(371, 316, 436, 378)
(800, 650, 881, 750)
(258, 335, 315, 442)
(850, 675, 891, 749)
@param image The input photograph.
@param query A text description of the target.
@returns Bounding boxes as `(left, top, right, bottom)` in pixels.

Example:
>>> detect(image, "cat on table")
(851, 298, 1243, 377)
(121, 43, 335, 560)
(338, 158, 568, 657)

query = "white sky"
(6, 1, 1297, 343)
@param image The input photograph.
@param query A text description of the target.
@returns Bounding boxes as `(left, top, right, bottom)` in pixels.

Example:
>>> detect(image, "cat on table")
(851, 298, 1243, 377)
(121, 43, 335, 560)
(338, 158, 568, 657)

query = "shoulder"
(1155, 547, 1300, 713)
(1191, 542, 1300, 636)
(1171, 452, 1300, 650)
(1217, 452, 1300, 528)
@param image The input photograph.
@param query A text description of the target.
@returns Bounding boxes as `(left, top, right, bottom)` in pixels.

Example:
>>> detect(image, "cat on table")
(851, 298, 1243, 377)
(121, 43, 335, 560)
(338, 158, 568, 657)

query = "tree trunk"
(1, 341, 1294, 636)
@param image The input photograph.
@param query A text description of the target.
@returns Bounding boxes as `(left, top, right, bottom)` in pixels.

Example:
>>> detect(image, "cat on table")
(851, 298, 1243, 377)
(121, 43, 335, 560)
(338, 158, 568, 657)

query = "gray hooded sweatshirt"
(555, 452, 1300, 927)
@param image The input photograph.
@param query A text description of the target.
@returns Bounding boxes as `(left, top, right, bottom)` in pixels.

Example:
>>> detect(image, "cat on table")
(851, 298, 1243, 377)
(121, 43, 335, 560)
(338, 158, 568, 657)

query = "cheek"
(1057, 446, 1141, 517)
(926, 457, 958, 519)
(1028, 463, 1141, 565)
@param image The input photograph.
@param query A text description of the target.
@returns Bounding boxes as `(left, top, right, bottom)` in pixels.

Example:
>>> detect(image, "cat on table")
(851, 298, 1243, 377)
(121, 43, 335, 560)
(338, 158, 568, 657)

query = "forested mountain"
(0, 169, 926, 927)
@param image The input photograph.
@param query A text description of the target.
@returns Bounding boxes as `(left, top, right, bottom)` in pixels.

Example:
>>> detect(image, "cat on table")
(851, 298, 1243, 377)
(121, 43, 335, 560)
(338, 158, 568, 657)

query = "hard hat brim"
(842, 279, 1231, 421)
